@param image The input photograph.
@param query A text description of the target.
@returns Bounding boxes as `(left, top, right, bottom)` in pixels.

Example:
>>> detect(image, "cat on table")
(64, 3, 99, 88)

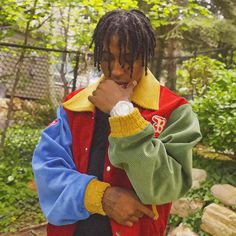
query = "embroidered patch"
(152, 115, 167, 135)
(48, 119, 58, 127)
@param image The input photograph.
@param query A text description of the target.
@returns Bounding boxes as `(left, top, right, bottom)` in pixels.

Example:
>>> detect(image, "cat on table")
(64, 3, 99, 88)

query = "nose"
(111, 60, 124, 78)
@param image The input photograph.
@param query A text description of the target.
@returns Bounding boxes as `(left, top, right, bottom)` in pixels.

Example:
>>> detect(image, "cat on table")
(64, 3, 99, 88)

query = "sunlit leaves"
(144, 0, 212, 29)
(177, 56, 236, 153)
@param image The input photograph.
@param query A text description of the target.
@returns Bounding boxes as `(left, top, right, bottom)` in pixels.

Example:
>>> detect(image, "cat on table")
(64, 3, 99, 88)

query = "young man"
(32, 9, 201, 236)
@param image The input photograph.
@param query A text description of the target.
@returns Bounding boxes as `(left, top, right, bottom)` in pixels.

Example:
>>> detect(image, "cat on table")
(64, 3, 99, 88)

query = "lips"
(114, 81, 128, 85)
(116, 82, 129, 88)
(108, 78, 129, 87)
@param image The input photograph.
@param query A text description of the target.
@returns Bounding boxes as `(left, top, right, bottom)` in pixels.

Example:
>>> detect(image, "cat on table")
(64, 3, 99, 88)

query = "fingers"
(126, 80, 137, 90)
(124, 221, 133, 227)
(135, 211, 144, 218)
(122, 216, 139, 227)
(88, 95, 92, 102)
(131, 80, 138, 87)
(124, 80, 137, 97)
(88, 95, 95, 105)
(139, 205, 155, 219)
(92, 90, 97, 96)
(129, 215, 139, 223)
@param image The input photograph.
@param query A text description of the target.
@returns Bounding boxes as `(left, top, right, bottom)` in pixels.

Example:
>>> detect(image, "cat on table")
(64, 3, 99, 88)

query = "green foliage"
(168, 153, 236, 235)
(177, 56, 225, 96)
(0, 125, 44, 232)
(0, 0, 213, 50)
(180, 16, 236, 49)
(0, 0, 53, 43)
(13, 99, 57, 129)
(0, 0, 20, 40)
(193, 70, 236, 154)
(1, 125, 42, 165)
(145, 0, 211, 29)
(177, 56, 236, 154)
(0, 165, 44, 233)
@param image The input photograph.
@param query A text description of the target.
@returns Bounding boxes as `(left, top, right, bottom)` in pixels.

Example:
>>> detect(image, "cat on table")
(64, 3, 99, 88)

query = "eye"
(124, 55, 132, 64)
(102, 52, 112, 62)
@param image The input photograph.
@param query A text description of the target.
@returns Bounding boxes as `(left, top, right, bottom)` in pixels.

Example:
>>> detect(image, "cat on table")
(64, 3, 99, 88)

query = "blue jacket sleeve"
(32, 105, 95, 226)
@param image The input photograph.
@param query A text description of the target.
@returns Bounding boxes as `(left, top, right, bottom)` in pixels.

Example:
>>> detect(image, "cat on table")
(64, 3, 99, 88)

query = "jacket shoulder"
(159, 85, 188, 108)
(64, 88, 84, 102)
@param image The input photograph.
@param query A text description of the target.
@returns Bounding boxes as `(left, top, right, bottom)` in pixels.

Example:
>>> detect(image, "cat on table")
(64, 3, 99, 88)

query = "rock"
(211, 184, 236, 206)
(0, 105, 8, 129)
(0, 84, 6, 98)
(169, 223, 199, 236)
(0, 98, 9, 109)
(0, 108, 8, 117)
(200, 203, 236, 236)
(13, 97, 22, 110)
(192, 168, 207, 189)
(23, 99, 35, 110)
(171, 198, 204, 218)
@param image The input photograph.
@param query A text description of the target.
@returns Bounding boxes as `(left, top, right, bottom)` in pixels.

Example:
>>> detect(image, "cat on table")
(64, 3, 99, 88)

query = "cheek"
(132, 62, 143, 82)
(101, 62, 110, 77)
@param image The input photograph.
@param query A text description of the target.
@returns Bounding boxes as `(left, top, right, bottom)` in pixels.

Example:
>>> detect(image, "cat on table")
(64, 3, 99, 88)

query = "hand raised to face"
(88, 79, 137, 113)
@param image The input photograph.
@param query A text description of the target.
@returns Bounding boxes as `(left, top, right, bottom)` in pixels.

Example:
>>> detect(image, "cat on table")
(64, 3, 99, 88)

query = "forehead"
(103, 34, 129, 53)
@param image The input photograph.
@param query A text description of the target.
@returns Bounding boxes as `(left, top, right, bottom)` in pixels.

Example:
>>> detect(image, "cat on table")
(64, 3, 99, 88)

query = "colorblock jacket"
(32, 70, 202, 236)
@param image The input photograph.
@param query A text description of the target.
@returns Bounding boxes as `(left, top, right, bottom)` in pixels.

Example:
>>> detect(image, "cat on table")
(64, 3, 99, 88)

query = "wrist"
(84, 179, 110, 215)
(101, 186, 112, 215)
(110, 100, 134, 116)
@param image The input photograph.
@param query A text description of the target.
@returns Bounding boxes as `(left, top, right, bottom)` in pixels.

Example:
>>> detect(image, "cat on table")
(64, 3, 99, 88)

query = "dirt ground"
(0, 223, 47, 236)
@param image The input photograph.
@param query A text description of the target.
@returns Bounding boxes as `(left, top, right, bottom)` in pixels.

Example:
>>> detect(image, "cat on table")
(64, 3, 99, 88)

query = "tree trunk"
(150, 29, 165, 80)
(72, 52, 80, 92)
(59, 6, 71, 99)
(165, 39, 182, 91)
(59, 51, 69, 99)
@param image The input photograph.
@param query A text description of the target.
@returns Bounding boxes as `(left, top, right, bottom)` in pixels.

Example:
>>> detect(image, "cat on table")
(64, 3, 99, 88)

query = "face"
(100, 34, 144, 86)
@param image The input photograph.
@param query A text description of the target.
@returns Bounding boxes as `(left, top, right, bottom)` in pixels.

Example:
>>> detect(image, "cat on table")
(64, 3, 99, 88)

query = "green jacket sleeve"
(108, 104, 202, 205)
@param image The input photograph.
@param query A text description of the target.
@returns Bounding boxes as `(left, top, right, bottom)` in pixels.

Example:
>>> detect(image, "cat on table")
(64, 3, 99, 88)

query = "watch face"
(114, 101, 134, 116)
(111, 101, 134, 116)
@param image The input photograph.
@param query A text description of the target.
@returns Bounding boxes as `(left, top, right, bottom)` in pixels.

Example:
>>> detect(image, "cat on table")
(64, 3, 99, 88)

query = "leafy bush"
(177, 56, 225, 96)
(0, 98, 57, 232)
(13, 99, 57, 129)
(193, 67, 236, 155)
(177, 56, 236, 155)
(0, 125, 45, 232)
(2, 125, 42, 165)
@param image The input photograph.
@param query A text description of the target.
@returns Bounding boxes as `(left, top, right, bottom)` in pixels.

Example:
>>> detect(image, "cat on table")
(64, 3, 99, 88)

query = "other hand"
(102, 186, 154, 227)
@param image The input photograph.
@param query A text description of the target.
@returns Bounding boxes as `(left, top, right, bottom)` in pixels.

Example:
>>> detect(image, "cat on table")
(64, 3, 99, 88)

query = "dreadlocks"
(90, 9, 156, 77)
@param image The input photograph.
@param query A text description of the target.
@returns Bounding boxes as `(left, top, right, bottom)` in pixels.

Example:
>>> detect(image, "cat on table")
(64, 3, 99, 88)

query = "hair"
(90, 9, 156, 77)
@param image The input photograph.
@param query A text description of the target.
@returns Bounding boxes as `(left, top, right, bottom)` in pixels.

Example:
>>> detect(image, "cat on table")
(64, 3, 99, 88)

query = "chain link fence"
(0, 42, 99, 129)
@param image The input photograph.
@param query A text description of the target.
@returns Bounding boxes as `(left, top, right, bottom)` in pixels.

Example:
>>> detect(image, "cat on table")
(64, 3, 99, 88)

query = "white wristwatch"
(110, 101, 134, 117)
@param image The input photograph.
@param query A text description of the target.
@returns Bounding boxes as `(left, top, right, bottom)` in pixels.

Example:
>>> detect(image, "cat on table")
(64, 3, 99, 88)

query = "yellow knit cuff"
(109, 108, 149, 137)
(84, 179, 110, 215)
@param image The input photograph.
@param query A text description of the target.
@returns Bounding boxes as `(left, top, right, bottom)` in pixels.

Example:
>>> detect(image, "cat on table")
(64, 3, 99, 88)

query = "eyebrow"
(102, 50, 130, 56)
